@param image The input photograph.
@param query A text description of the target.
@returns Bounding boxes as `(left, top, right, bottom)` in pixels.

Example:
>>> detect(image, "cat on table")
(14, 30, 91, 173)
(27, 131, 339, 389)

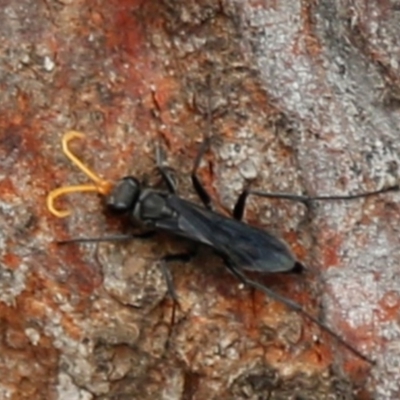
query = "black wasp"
(47, 130, 396, 365)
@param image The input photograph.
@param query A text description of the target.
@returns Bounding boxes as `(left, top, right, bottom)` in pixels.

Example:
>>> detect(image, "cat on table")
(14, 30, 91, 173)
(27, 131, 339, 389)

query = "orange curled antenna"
(47, 131, 113, 218)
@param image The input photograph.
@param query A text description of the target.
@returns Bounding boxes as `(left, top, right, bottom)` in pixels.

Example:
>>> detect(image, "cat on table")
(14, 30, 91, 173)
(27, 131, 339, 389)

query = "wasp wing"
(153, 195, 298, 273)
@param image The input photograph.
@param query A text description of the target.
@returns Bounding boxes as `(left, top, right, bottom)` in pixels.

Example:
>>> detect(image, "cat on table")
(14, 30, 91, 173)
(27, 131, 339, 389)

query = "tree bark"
(1, 0, 399, 399)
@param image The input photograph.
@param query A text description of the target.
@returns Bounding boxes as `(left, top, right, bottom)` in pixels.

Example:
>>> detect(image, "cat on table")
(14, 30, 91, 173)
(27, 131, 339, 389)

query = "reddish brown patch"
(284, 230, 307, 261)
(2, 253, 21, 270)
(320, 231, 342, 269)
(47, 243, 103, 294)
(342, 356, 372, 387)
(378, 290, 400, 321)
(0, 177, 15, 197)
(106, 0, 146, 56)
(0, 300, 59, 399)
(299, 0, 321, 57)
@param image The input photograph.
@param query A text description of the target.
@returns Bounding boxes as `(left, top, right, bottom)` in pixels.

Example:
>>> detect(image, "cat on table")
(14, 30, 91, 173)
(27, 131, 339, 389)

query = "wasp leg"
(57, 231, 156, 245)
(159, 252, 196, 302)
(232, 189, 249, 221)
(232, 188, 313, 221)
(233, 184, 399, 221)
(159, 251, 197, 350)
(155, 144, 177, 194)
(191, 134, 214, 210)
(224, 260, 374, 365)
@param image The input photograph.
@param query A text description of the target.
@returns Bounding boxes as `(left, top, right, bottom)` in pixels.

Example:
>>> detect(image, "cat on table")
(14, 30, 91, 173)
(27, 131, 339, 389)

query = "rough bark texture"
(1, 0, 400, 399)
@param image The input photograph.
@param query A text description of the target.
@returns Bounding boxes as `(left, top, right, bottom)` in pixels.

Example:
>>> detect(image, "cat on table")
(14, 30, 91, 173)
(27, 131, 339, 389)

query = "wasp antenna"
(47, 132, 113, 218)
(62, 131, 111, 191)
(47, 184, 105, 218)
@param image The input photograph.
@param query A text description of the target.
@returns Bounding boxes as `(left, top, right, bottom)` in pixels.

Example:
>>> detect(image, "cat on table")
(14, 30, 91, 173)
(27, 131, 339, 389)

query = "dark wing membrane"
(154, 195, 297, 273)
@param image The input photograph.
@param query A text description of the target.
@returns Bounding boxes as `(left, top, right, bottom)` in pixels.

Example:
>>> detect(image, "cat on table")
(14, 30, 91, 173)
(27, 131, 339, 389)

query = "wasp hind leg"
(224, 259, 374, 365)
